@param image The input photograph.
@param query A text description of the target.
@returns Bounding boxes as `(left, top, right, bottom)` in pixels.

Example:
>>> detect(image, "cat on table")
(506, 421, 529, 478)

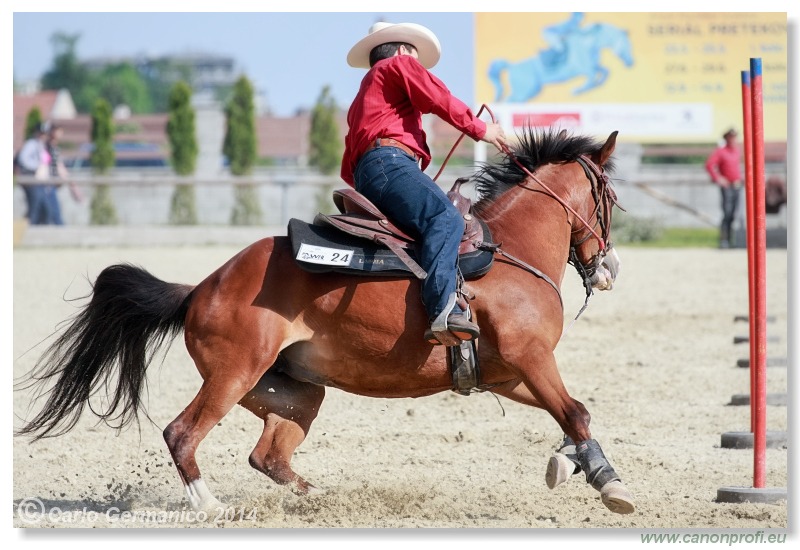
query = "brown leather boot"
(424, 313, 480, 345)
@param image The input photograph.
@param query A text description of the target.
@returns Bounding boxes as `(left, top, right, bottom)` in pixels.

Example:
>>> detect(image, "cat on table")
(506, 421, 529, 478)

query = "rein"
(435, 104, 610, 253)
(435, 105, 618, 326)
(475, 241, 563, 308)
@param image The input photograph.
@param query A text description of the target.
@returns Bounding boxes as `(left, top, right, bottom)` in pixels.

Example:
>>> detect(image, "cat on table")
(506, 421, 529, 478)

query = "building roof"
(13, 91, 474, 166)
(13, 90, 79, 151)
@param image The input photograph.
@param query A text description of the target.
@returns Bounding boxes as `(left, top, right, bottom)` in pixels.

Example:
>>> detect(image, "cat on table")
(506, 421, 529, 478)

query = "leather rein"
(476, 154, 616, 318)
(434, 105, 619, 318)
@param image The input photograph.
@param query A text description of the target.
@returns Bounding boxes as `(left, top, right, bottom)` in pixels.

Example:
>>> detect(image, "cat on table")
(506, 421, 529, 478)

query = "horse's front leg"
(504, 348, 635, 514)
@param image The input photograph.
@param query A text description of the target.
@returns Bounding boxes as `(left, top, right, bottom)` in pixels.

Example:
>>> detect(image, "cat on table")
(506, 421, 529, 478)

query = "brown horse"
(16, 128, 634, 516)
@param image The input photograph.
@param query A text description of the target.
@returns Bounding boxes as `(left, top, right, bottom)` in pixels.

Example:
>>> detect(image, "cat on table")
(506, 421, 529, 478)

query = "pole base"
(728, 393, 787, 406)
(734, 315, 776, 323)
(737, 357, 787, 368)
(733, 335, 780, 344)
(720, 431, 788, 449)
(717, 486, 787, 504)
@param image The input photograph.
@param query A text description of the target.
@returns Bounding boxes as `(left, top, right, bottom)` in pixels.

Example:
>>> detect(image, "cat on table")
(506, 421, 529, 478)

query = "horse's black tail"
(15, 264, 194, 441)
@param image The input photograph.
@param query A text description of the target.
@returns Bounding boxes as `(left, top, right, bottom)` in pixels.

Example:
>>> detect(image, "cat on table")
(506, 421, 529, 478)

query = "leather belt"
(366, 138, 419, 162)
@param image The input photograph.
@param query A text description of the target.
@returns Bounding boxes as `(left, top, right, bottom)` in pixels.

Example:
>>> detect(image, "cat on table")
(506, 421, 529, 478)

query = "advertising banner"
(475, 12, 787, 142)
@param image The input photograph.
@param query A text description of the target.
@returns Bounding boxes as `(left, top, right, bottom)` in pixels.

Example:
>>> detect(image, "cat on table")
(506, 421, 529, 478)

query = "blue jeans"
(22, 184, 44, 224)
(42, 186, 64, 225)
(354, 146, 465, 320)
(720, 185, 741, 244)
(24, 185, 63, 225)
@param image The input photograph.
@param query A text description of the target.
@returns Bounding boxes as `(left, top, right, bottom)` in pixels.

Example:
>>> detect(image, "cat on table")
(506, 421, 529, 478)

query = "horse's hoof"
(289, 475, 324, 496)
(545, 452, 575, 489)
(600, 480, 635, 514)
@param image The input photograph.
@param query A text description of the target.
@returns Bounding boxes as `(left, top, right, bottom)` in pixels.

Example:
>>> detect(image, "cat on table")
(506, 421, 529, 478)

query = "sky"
(12, 11, 476, 117)
(10, 2, 799, 119)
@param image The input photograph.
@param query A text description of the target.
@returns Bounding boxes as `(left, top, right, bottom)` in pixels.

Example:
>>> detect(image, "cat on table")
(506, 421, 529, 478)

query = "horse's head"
(472, 127, 622, 292)
(567, 131, 621, 292)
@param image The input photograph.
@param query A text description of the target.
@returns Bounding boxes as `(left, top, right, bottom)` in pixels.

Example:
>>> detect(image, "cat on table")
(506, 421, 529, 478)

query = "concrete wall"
(14, 156, 787, 247)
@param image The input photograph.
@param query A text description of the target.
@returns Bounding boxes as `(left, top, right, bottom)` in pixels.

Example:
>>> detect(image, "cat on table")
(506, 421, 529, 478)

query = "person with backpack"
(16, 123, 49, 224)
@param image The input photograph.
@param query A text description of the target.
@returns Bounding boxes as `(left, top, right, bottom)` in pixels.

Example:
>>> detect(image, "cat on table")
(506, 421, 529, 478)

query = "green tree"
(74, 63, 153, 114)
(223, 76, 261, 225)
(90, 98, 115, 173)
(24, 107, 43, 139)
(308, 85, 341, 175)
(89, 98, 118, 225)
(96, 63, 154, 114)
(41, 32, 165, 113)
(223, 76, 258, 176)
(142, 58, 193, 113)
(40, 32, 89, 100)
(166, 81, 198, 175)
(166, 81, 198, 225)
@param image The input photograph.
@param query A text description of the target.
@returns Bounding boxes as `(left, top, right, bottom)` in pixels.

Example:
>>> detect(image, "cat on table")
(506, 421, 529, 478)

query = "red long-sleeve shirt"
(341, 55, 487, 185)
(705, 144, 742, 187)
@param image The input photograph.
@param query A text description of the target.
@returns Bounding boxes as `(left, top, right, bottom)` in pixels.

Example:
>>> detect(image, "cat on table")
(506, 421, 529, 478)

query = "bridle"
(567, 155, 620, 319)
(435, 104, 616, 257)
(436, 105, 620, 319)
(477, 151, 618, 320)
(568, 154, 619, 278)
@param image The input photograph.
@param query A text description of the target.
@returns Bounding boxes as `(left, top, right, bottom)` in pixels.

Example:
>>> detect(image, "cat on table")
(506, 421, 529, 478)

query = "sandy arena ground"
(12, 244, 789, 532)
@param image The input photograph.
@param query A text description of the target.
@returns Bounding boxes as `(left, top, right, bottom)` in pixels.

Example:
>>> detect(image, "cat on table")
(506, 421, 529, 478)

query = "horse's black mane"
(472, 128, 615, 211)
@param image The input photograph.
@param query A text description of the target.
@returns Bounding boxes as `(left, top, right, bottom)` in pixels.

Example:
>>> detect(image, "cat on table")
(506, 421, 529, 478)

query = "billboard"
(475, 12, 787, 142)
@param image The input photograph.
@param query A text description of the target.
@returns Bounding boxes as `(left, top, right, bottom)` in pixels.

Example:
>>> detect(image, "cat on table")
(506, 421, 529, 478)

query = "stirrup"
(425, 292, 480, 347)
(425, 293, 464, 347)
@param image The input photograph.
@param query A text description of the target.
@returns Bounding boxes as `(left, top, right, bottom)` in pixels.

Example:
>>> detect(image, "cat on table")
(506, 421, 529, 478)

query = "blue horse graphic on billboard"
(488, 14, 635, 102)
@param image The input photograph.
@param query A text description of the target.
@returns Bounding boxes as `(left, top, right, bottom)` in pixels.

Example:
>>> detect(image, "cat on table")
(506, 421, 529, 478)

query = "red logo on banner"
(512, 113, 581, 128)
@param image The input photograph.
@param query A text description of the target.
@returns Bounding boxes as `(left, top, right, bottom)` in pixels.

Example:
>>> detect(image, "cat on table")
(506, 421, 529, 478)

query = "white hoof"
(545, 452, 576, 489)
(186, 479, 225, 515)
(600, 480, 635, 514)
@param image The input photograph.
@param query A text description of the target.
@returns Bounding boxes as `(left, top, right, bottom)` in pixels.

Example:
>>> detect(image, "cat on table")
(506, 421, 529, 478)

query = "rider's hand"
(482, 123, 507, 152)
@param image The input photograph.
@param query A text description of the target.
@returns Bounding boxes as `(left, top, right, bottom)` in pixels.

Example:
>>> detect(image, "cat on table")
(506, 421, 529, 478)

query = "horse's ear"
(557, 129, 568, 140)
(594, 131, 618, 166)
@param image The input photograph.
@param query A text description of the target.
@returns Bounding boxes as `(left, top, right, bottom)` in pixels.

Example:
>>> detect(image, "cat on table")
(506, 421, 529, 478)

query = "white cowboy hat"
(347, 22, 441, 69)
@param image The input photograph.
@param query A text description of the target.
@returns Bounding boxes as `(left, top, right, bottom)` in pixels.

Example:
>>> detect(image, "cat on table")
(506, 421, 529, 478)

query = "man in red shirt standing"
(342, 22, 507, 344)
(705, 128, 742, 248)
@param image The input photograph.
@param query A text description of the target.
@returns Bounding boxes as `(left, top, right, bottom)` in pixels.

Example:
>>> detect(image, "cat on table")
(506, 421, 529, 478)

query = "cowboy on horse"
(341, 22, 507, 345)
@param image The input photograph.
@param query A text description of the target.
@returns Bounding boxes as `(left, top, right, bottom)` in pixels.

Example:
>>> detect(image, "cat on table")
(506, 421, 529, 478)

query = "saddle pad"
(288, 218, 494, 280)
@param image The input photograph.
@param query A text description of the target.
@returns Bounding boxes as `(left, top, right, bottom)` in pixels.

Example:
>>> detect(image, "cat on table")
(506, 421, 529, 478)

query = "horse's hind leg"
(163, 364, 268, 513)
(239, 364, 325, 494)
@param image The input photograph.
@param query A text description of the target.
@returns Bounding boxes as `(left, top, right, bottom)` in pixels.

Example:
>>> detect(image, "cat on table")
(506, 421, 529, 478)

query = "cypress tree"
(308, 85, 341, 175)
(166, 81, 198, 225)
(223, 76, 257, 176)
(90, 98, 115, 173)
(24, 107, 43, 139)
(89, 98, 118, 225)
(223, 75, 261, 225)
(167, 81, 198, 175)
